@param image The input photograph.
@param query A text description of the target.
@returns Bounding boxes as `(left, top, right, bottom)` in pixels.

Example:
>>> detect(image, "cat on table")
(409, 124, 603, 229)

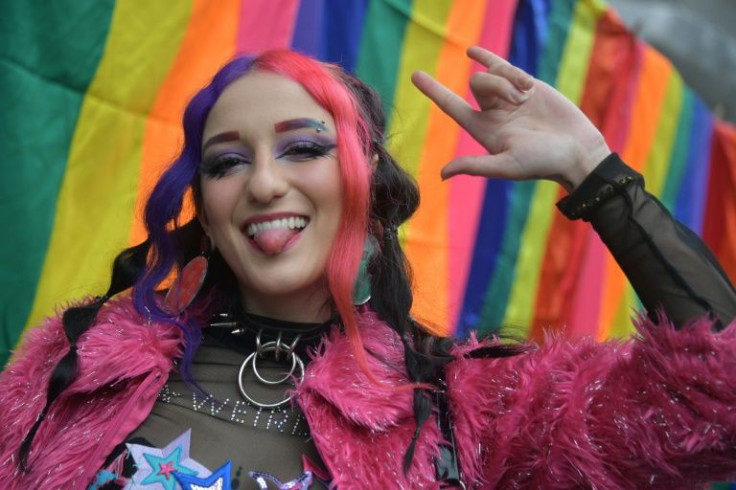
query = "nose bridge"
(246, 149, 287, 203)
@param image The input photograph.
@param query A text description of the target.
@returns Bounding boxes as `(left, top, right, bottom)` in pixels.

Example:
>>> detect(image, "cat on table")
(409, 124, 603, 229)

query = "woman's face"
(199, 71, 343, 321)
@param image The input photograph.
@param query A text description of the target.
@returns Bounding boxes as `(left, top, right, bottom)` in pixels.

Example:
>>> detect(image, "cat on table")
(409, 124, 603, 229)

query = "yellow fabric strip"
(502, 0, 605, 332)
(387, 0, 452, 180)
(26, 0, 191, 329)
(557, 0, 607, 103)
(642, 71, 683, 197)
(387, 0, 452, 325)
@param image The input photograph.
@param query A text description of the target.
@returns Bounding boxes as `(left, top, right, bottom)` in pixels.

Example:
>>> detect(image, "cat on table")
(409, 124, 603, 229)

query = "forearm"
(558, 153, 736, 329)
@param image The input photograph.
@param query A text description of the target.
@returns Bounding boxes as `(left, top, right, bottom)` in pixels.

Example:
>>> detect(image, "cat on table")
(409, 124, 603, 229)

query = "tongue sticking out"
(252, 227, 300, 255)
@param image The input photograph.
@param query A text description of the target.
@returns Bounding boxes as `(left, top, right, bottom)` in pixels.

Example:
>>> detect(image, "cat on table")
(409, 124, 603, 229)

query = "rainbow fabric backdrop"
(2, 0, 735, 366)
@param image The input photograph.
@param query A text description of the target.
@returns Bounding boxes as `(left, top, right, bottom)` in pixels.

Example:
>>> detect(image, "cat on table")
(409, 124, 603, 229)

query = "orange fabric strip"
(131, 0, 242, 246)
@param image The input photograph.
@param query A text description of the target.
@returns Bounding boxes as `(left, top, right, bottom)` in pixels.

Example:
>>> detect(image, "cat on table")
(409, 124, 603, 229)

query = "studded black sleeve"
(557, 153, 736, 330)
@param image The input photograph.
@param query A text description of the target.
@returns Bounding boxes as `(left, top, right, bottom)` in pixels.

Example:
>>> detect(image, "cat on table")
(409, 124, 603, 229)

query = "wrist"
(565, 140, 612, 192)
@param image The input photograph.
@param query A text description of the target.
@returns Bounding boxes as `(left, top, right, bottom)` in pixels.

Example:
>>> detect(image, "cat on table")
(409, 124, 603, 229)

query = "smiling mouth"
(243, 216, 310, 255)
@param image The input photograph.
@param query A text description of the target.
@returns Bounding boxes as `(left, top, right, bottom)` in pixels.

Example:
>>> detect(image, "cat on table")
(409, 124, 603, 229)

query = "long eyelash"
(199, 155, 246, 179)
(282, 141, 337, 158)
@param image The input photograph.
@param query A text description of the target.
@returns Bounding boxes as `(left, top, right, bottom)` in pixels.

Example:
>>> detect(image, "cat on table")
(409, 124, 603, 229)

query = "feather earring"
(165, 235, 212, 314)
(353, 235, 378, 305)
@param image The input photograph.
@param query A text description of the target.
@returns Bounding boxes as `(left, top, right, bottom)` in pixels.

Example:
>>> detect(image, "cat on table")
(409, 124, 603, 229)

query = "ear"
(371, 153, 379, 167)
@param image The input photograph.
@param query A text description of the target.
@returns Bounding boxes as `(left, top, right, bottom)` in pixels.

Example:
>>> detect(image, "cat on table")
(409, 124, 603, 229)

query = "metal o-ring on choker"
(237, 330, 305, 409)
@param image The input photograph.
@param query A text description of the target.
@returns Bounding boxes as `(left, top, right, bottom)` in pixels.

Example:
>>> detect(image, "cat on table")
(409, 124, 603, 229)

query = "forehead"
(203, 71, 333, 139)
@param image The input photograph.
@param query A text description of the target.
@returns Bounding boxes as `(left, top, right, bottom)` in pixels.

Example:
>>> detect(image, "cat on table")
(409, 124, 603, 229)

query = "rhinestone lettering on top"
(156, 384, 310, 437)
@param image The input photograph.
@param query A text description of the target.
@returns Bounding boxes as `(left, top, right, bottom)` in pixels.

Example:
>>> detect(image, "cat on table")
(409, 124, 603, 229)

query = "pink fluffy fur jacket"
(1, 297, 735, 489)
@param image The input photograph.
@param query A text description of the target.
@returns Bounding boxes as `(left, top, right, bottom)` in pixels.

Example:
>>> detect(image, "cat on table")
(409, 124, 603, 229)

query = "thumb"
(440, 153, 518, 180)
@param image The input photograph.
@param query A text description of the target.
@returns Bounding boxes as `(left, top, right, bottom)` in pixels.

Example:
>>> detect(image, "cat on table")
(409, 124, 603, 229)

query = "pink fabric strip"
(448, 0, 519, 330)
(236, 0, 300, 54)
(568, 232, 606, 338)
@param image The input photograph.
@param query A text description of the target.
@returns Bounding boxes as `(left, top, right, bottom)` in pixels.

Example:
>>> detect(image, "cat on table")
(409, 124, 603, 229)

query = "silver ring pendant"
(251, 342, 297, 385)
(238, 349, 305, 409)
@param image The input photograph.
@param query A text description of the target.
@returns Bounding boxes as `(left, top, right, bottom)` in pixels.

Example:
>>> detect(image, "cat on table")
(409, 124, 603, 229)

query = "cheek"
(324, 184, 344, 231)
(306, 165, 343, 229)
(199, 178, 243, 229)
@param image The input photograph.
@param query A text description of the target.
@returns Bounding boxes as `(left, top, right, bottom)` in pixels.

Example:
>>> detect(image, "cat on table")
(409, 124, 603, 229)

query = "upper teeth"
(246, 217, 308, 237)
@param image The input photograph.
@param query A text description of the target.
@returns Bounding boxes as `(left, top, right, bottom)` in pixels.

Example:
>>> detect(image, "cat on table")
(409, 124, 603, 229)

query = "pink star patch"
(158, 461, 176, 479)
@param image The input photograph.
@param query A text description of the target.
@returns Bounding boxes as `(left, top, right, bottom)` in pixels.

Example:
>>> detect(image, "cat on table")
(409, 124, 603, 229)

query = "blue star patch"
(175, 460, 232, 490)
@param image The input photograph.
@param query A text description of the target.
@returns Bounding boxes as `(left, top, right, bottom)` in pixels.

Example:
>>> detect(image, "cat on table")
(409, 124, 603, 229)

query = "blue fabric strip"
(675, 96, 713, 234)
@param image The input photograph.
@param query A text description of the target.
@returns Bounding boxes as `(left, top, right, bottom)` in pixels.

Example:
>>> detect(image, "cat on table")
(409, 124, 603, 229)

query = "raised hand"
(411, 46, 611, 192)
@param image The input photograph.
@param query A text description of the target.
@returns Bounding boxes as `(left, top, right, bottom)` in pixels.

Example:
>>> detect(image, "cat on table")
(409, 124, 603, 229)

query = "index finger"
(467, 46, 509, 69)
(411, 70, 474, 126)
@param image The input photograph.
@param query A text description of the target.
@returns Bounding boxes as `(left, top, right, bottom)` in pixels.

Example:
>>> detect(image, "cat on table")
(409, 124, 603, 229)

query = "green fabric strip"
(661, 88, 694, 210)
(537, 0, 575, 84)
(0, 1, 114, 366)
(355, 0, 413, 120)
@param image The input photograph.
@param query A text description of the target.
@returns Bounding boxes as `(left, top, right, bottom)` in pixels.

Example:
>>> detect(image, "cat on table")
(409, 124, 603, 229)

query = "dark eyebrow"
(202, 131, 240, 152)
(274, 118, 328, 133)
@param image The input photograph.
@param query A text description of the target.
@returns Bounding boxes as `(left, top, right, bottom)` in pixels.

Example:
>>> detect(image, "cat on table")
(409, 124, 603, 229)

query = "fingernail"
(512, 90, 529, 104)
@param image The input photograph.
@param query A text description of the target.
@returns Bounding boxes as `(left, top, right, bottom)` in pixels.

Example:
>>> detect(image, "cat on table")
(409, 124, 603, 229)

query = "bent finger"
(470, 72, 530, 107)
(412, 71, 474, 126)
(468, 46, 534, 91)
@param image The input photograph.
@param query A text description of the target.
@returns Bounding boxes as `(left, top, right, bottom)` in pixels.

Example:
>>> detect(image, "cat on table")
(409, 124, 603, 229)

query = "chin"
(240, 272, 329, 303)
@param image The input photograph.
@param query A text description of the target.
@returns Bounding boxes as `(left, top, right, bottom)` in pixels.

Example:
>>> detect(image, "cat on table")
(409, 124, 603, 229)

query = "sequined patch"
(175, 460, 232, 490)
(249, 470, 313, 489)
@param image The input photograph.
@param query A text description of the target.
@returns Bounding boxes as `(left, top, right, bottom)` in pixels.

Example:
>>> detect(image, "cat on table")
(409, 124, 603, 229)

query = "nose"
(245, 153, 289, 204)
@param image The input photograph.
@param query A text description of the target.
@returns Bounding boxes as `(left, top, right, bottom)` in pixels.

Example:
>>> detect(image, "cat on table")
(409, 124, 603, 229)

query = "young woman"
(1, 47, 735, 489)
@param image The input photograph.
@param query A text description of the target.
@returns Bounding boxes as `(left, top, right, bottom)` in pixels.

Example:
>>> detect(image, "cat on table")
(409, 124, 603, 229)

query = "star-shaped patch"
(175, 460, 231, 490)
(126, 429, 209, 490)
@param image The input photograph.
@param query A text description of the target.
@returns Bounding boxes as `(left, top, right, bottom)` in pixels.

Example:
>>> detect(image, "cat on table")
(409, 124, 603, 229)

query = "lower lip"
(245, 227, 305, 255)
